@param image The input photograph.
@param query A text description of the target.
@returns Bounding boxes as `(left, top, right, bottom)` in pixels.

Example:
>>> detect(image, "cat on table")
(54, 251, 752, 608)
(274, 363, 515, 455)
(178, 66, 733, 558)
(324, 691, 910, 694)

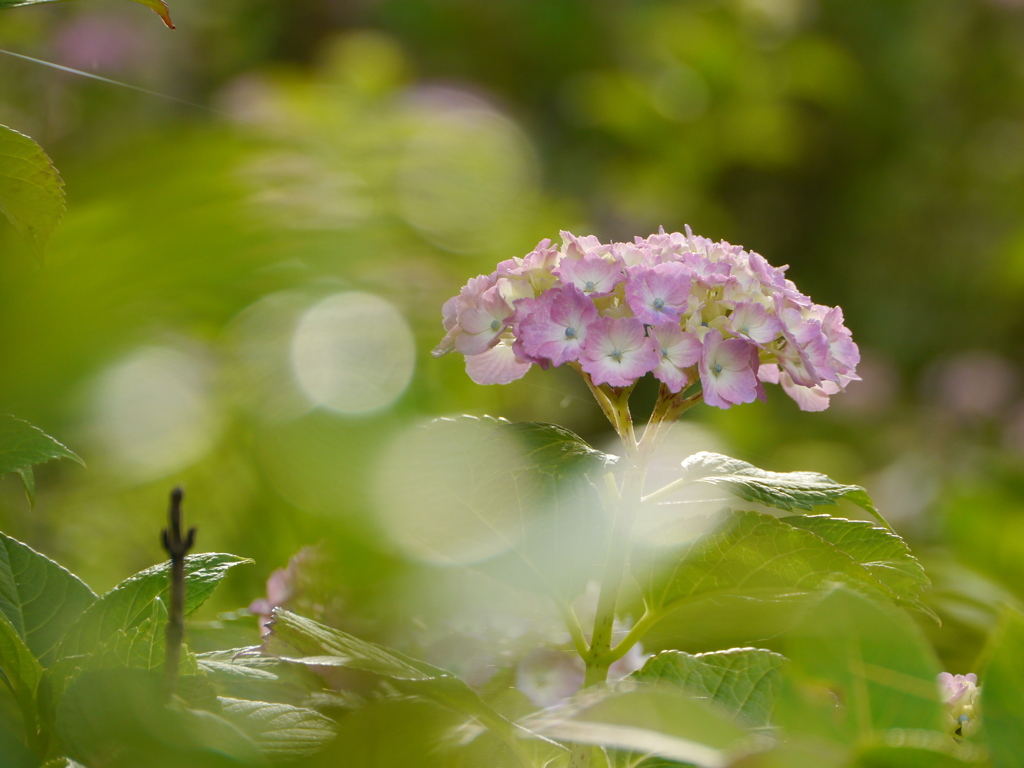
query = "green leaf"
(631, 648, 785, 728)
(59, 553, 251, 658)
(0, 610, 44, 743)
(676, 452, 886, 526)
(0, 415, 83, 487)
(55, 668, 266, 767)
(518, 684, 751, 767)
(197, 648, 325, 706)
(14, 468, 34, 508)
(785, 515, 933, 618)
(0, 530, 97, 664)
(498, 420, 618, 478)
(267, 609, 537, 755)
(634, 510, 906, 617)
(0, 125, 65, 261)
(218, 697, 336, 759)
(383, 415, 615, 602)
(0, 0, 174, 28)
(778, 586, 943, 737)
(980, 608, 1024, 767)
(88, 597, 168, 670)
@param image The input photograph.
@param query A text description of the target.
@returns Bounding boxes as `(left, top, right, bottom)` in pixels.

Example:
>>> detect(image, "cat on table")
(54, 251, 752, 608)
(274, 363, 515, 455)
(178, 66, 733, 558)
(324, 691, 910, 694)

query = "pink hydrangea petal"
(729, 302, 783, 345)
(700, 329, 760, 409)
(519, 284, 598, 366)
(580, 316, 660, 388)
(650, 322, 702, 393)
(465, 339, 532, 385)
(624, 262, 695, 324)
(553, 252, 625, 296)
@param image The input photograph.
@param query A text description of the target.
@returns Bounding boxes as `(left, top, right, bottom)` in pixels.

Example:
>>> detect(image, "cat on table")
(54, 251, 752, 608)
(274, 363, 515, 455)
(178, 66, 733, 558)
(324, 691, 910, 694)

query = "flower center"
(490, 319, 502, 332)
(564, 326, 577, 339)
(652, 297, 665, 310)
(711, 363, 723, 375)
(584, 280, 596, 292)
(660, 347, 668, 358)
(611, 350, 623, 362)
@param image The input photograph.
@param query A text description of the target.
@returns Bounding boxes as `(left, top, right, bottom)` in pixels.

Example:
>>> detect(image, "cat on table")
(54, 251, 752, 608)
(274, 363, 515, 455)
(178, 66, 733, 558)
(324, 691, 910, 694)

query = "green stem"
(606, 607, 662, 664)
(557, 601, 590, 659)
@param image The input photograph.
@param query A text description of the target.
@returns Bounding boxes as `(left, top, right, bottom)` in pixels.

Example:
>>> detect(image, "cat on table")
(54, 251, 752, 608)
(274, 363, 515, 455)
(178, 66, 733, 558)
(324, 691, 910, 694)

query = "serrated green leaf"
(631, 648, 785, 728)
(498, 420, 618, 478)
(55, 667, 267, 767)
(0, 531, 97, 664)
(0, 610, 43, 744)
(785, 515, 934, 619)
(89, 598, 168, 670)
(518, 684, 751, 767)
(218, 697, 336, 758)
(634, 510, 893, 616)
(59, 553, 251, 658)
(0, 0, 174, 28)
(677, 452, 886, 526)
(0, 415, 83, 477)
(0, 125, 65, 261)
(981, 608, 1024, 767)
(267, 609, 539, 755)
(197, 648, 324, 706)
(778, 586, 943, 737)
(14, 468, 34, 508)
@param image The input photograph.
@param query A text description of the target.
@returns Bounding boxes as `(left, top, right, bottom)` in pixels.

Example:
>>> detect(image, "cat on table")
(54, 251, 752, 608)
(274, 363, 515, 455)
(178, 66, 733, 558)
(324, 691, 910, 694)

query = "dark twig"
(161, 486, 195, 698)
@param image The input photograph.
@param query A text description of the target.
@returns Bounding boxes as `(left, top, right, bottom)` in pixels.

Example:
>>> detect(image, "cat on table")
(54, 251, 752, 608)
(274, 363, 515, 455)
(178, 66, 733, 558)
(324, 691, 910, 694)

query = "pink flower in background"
(937, 672, 980, 738)
(580, 316, 660, 387)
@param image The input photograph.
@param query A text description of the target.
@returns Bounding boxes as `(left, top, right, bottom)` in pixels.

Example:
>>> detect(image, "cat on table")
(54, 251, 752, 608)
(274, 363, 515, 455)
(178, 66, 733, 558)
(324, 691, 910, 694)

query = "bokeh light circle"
(373, 417, 532, 566)
(91, 346, 221, 480)
(290, 292, 415, 415)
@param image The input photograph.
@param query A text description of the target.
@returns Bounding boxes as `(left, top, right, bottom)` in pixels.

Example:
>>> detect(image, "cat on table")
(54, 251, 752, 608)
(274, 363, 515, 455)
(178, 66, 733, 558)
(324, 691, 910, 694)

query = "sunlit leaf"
(387, 415, 614, 602)
(785, 515, 933, 618)
(87, 598, 168, 670)
(0, 610, 44, 741)
(59, 553, 251, 658)
(981, 608, 1024, 767)
(677, 452, 886, 526)
(0, 530, 97, 664)
(55, 668, 266, 767)
(518, 684, 752, 767)
(267, 609, 542, 755)
(0, 416, 83, 500)
(631, 648, 785, 728)
(634, 510, 903, 616)
(218, 697, 336, 759)
(0, 125, 65, 261)
(778, 586, 943, 737)
(197, 649, 325, 706)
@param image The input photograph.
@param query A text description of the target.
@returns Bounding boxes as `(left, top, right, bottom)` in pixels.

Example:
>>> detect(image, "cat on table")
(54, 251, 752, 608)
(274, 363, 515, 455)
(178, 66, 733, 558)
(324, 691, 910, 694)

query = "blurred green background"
(1, 0, 1023, 676)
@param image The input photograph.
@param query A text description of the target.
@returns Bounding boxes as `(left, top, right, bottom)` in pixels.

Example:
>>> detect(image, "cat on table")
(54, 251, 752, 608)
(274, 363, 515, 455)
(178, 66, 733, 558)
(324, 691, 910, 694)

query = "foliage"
(2, 0, 1024, 765)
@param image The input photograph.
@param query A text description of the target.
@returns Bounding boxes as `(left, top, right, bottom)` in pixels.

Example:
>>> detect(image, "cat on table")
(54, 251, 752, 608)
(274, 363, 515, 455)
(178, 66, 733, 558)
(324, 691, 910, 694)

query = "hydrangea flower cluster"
(938, 672, 981, 739)
(433, 228, 859, 411)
